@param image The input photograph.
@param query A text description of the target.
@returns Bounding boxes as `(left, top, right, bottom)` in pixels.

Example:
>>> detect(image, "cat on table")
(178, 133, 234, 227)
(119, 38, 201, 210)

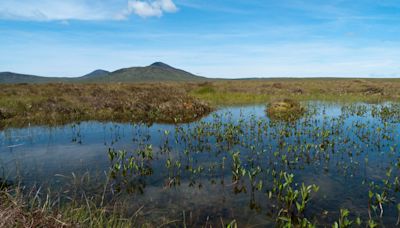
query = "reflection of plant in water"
(372, 103, 400, 123)
(108, 145, 154, 193)
(365, 164, 399, 223)
(146, 103, 399, 226)
(80, 102, 400, 225)
(71, 123, 82, 144)
(165, 157, 183, 188)
(266, 171, 319, 227)
(397, 203, 400, 226)
(6, 102, 400, 226)
(0, 178, 12, 190)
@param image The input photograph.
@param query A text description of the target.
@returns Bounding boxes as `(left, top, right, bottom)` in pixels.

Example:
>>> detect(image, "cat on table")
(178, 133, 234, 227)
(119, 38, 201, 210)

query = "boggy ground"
(1, 80, 400, 227)
(189, 78, 400, 105)
(0, 83, 212, 129)
(1, 78, 400, 128)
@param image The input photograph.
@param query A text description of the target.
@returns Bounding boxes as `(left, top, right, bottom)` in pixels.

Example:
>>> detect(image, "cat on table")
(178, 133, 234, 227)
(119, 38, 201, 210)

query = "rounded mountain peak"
(149, 62, 174, 69)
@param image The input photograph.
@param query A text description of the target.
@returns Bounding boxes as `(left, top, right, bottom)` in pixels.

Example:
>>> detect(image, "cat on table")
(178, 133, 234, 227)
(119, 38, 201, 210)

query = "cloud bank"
(0, 0, 178, 21)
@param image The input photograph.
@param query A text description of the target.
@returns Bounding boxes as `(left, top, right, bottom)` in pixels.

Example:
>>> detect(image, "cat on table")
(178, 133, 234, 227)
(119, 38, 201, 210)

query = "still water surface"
(0, 103, 399, 226)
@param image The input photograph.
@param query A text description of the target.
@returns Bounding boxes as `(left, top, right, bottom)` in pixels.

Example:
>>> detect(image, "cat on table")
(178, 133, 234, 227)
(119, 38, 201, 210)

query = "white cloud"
(0, 0, 178, 21)
(127, 0, 178, 18)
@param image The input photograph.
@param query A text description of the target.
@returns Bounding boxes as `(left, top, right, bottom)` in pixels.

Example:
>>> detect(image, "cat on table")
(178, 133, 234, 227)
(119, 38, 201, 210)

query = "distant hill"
(0, 72, 70, 84)
(0, 62, 206, 84)
(82, 69, 110, 78)
(80, 62, 205, 83)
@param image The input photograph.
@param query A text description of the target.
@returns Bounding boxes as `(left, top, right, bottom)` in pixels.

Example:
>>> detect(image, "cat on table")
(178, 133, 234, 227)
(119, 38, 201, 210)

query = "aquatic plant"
(332, 209, 352, 228)
(1, 101, 400, 226)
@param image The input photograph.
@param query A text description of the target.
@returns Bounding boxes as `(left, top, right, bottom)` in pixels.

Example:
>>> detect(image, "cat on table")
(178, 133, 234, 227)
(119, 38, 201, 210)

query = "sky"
(0, 0, 399, 78)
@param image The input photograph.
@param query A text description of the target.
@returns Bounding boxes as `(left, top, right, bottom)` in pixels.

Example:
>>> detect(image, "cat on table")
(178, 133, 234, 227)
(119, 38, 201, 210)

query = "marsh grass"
(1, 79, 400, 127)
(0, 83, 212, 129)
(0, 191, 60, 227)
(1, 80, 400, 226)
(0, 191, 137, 228)
(190, 79, 400, 105)
(0, 174, 138, 228)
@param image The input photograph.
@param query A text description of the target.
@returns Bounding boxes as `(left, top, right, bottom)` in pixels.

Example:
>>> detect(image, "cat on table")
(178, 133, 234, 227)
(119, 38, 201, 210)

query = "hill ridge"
(0, 62, 206, 84)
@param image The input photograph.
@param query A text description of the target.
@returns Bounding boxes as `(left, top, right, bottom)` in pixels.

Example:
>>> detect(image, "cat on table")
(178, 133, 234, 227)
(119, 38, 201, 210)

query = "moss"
(266, 99, 305, 122)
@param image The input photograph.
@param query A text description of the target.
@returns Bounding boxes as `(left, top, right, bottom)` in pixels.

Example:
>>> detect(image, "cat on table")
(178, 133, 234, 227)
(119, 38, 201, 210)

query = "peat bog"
(0, 81, 400, 227)
(0, 83, 212, 129)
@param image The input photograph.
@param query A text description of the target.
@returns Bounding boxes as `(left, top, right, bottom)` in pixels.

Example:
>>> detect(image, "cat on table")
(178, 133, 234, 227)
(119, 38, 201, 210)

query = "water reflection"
(0, 102, 399, 226)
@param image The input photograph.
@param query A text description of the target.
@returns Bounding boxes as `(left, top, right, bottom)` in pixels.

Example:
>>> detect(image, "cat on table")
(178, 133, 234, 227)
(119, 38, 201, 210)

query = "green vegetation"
(190, 79, 400, 105)
(2, 102, 400, 226)
(0, 72, 72, 84)
(1, 78, 400, 227)
(2, 78, 400, 128)
(0, 83, 212, 129)
(82, 62, 206, 83)
(0, 189, 134, 227)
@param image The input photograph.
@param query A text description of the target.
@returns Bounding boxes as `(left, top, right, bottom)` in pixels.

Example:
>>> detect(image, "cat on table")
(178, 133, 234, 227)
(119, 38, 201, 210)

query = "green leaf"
(355, 217, 362, 225)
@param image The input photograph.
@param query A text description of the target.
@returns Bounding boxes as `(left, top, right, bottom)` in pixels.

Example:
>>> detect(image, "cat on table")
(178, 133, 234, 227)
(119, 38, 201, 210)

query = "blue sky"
(0, 0, 399, 78)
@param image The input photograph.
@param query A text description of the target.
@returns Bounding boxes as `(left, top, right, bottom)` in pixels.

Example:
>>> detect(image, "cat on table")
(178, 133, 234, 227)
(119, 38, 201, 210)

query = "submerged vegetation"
(1, 101, 400, 226)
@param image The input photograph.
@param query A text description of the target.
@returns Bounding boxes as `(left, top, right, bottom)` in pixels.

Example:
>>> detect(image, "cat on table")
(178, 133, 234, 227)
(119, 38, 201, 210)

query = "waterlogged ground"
(0, 102, 400, 227)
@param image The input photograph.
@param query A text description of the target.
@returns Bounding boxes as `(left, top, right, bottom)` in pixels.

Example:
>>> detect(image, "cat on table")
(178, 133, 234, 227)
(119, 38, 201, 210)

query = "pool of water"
(0, 102, 399, 226)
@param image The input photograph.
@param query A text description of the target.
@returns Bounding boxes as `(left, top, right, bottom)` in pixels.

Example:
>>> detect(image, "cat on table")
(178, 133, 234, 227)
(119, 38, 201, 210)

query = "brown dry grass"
(0, 83, 212, 128)
(189, 78, 400, 105)
(0, 193, 64, 228)
(1, 79, 400, 128)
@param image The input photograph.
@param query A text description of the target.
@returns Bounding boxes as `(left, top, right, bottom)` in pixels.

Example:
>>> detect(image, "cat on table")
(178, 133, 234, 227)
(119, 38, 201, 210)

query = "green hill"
(81, 69, 110, 79)
(0, 72, 71, 84)
(81, 62, 205, 83)
(0, 62, 206, 84)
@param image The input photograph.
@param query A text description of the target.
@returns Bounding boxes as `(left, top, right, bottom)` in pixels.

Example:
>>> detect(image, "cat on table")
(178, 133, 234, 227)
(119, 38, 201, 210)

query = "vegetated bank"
(0, 186, 135, 227)
(0, 83, 212, 129)
(1, 78, 400, 128)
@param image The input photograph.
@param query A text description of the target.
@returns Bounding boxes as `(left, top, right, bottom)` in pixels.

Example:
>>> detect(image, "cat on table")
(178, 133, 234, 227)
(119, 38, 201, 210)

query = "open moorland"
(0, 79, 400, 227)
(189, 78, 400, 105)
(1, 78, 400, 127)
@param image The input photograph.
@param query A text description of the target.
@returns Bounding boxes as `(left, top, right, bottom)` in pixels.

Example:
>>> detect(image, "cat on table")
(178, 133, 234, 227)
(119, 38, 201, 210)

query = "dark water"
(0, 102, 399, 226)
